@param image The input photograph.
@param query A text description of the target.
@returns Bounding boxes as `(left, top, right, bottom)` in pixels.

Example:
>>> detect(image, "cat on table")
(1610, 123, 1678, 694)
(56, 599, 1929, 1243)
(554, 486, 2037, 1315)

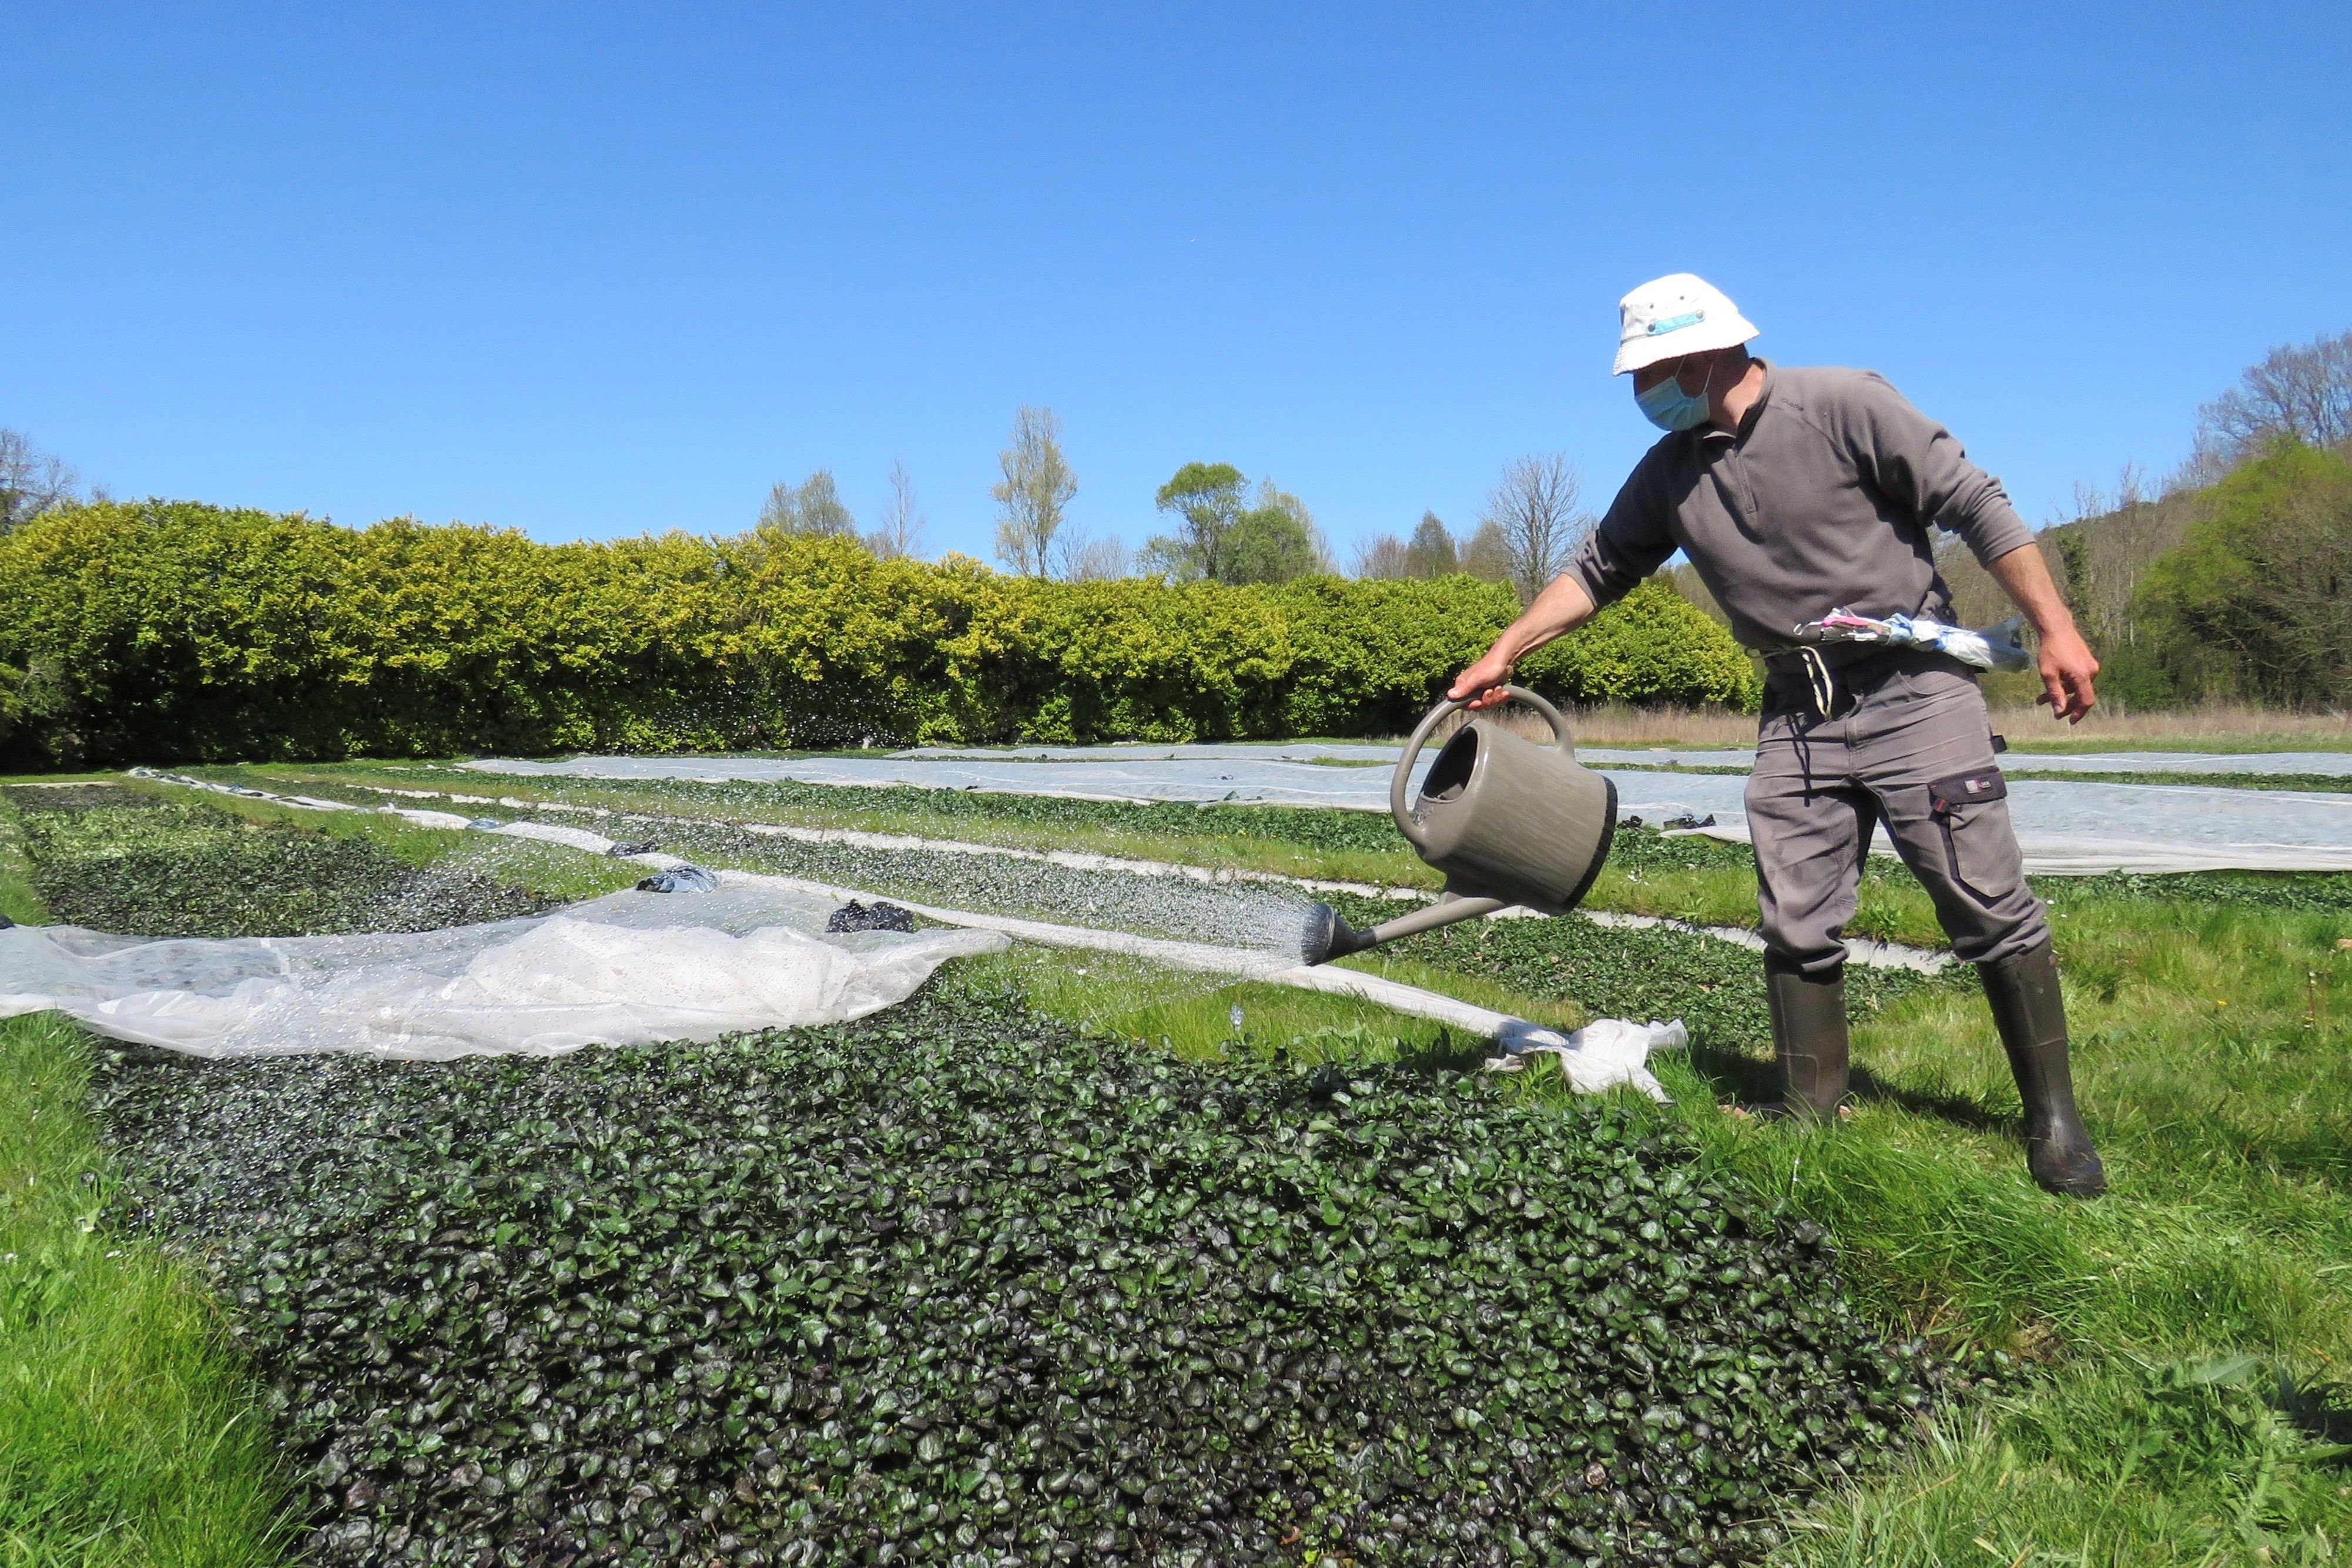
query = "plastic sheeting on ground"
(465, 753, 2352, 875)
(0, 884, 1009, 1060)
(1567, 748, 2352, 777)
(894, 742, 2352, 777)
(61, 775, 1691, 1085)
(470, 751, 1415, 809)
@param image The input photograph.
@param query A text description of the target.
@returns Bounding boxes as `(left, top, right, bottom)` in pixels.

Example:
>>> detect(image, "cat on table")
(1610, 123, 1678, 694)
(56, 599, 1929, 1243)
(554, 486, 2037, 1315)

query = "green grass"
(1776, 1356, 2352, 1567)
(1679, 896, 2352, 1560)
(951, 942, 1583, 1066)
(1998, 769, 2352, 793)
(0, 1014, 294, 1568)
(0, 789, 290, 1567)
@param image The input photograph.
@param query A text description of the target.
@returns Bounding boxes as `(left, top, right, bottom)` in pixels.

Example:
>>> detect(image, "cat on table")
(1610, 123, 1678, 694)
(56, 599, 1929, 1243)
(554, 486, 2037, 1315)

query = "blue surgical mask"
(1636, 370, 1711, 432)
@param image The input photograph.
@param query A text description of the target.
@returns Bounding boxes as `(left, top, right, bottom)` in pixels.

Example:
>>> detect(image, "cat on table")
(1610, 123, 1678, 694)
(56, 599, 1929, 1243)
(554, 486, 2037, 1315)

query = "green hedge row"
(0, 501, 1759, 765)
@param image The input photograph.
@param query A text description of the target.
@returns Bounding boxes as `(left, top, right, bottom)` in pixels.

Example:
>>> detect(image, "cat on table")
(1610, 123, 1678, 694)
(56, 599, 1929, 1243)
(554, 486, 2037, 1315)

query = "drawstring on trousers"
(1800, 646, 1837, 721)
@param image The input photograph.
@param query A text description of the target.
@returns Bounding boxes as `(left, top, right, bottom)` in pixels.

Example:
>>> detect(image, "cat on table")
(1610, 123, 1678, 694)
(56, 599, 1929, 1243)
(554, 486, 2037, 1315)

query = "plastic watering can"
(1301, 686, 1618, 964)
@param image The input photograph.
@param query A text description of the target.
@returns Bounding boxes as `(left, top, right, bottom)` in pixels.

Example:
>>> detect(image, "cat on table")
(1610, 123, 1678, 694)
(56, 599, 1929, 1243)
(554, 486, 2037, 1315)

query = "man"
(1449, 273, 2105, 1198)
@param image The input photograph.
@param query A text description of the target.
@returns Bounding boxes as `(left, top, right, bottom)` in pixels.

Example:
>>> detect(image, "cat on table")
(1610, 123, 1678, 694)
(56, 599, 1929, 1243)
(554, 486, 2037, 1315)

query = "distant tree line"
(755, 405, 1600, 602)
(758, 461, 927, 561)
(1352, 455, 1591, 604)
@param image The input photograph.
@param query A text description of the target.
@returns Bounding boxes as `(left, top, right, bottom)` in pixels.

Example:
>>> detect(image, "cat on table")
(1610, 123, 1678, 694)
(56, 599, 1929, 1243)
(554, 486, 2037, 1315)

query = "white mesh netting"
(0, 883, 1007, 1060)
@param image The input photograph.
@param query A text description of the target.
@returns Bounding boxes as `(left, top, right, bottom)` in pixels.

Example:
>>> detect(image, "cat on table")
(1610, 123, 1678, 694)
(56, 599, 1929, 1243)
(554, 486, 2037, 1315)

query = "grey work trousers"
(1746, 651, 2048, 977)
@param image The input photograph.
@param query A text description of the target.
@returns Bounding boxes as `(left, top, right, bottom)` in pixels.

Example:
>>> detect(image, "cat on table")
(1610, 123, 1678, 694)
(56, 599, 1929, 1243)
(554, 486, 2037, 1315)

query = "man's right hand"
(1447, 650, 1518, 710)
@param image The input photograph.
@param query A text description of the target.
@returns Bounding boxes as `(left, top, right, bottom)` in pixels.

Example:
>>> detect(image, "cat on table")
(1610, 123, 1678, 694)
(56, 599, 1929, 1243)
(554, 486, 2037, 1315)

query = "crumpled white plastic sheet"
(1483, 1018, 1688, 1102)
(0, 884, 1008, 1060)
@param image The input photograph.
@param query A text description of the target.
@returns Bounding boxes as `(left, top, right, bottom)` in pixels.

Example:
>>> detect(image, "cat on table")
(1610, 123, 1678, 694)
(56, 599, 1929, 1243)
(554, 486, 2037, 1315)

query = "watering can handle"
(1390, 685, 1576, 852)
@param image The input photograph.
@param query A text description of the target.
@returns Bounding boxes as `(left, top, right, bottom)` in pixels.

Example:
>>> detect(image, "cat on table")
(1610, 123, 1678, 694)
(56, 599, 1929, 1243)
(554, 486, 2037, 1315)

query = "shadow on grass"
(1388, 1029, 1497, 1075)
(1681, 1035, 2022, 1140)
(1681, 1037, 1778, 1105)
(2274, 1371, 2352, 1449)
(1850, 1067, 2018, 1137)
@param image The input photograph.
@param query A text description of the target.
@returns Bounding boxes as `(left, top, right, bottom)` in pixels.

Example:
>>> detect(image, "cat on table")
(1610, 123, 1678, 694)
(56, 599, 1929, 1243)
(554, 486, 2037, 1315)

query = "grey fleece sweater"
(1563, 363, 2035, 658)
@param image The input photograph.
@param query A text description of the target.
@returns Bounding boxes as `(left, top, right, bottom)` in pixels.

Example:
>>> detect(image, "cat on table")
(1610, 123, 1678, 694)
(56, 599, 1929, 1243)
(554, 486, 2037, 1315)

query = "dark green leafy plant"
(99, 991, 1935, 1567)
(11, 797, 555, 937)
(36, 788, 1941, 1564)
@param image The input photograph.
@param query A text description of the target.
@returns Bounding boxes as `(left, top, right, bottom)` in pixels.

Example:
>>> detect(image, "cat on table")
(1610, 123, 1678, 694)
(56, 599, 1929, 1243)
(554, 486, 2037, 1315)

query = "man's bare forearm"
(1984, 542, 2078, 639)
(1495, 575, 1599, 663)
(1446, 575, 1599, 706)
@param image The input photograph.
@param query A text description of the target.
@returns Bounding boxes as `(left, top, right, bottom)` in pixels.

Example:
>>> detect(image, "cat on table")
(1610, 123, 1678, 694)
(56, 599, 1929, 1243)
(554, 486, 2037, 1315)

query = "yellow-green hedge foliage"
(0, 502, 1758, 765)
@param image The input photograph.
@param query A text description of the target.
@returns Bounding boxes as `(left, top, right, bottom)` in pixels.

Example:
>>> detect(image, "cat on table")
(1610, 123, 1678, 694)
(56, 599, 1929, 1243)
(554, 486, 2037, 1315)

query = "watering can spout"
(1299, 903, 1375, 966)
(1299, 894, 1513, 966)
(1301, 685, 1616, 965)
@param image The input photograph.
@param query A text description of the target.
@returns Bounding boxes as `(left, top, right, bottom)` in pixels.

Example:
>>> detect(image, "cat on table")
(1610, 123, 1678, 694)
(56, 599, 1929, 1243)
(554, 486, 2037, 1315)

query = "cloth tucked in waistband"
(1760, 645, 1978, 718)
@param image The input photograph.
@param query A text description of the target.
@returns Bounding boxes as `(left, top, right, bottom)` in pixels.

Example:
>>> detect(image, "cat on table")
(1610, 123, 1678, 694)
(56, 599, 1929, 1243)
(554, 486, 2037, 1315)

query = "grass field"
(8, 763, 2352, 1562)
(0, 792, 291, 1567)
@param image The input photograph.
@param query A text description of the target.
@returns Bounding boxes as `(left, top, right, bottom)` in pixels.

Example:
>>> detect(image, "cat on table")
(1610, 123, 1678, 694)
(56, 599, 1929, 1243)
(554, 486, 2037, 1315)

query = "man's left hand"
(2035, 625, 2099, 723)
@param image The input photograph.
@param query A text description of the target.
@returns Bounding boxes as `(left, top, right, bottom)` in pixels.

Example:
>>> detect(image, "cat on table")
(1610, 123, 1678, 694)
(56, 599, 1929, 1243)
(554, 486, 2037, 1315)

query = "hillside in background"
(1935, 493, 2194, 639)
(1935, 492, 2205, 708)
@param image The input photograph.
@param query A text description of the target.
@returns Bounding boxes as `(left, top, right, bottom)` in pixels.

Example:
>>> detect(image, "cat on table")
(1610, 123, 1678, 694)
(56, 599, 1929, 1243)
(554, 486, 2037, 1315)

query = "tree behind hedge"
(2130, 440, 2352, 709)
(0, 502, 1757, 766)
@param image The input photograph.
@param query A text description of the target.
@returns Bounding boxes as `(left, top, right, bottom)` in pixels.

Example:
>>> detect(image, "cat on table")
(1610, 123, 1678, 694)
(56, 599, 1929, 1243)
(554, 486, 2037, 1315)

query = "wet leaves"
(1317, 889, 1965, 1057)
(13, 799, 554, 937)
(99, 993, 1934, 1567)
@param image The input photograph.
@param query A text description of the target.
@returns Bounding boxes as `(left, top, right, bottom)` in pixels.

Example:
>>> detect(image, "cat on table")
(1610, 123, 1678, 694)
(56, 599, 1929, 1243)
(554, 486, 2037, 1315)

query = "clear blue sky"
(8, 2, 2348, 564)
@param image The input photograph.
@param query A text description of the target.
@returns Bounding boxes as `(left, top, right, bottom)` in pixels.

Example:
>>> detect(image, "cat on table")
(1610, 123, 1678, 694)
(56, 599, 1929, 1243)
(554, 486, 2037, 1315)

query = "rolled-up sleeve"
(1566, 464, 1677, 609)
(1844, 373, 2034, 565)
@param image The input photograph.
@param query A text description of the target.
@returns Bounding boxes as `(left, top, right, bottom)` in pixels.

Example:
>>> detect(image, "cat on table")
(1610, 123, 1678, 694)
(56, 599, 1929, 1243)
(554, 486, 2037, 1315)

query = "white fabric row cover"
(39, 779, 1682, 1084)
(0, 884, 1007, 1060)
(465, 755, 2352, 875)
(896, 742, 2352, 778)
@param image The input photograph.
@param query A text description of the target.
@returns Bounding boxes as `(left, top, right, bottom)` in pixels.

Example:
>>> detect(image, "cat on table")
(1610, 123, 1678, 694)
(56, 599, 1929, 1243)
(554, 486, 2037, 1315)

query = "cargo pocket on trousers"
(1929, 768, 2021, 903)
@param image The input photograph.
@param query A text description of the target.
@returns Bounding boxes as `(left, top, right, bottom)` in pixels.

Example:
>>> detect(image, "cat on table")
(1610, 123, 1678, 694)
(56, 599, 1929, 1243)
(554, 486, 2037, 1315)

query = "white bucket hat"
(1613, 273, 1760, 375)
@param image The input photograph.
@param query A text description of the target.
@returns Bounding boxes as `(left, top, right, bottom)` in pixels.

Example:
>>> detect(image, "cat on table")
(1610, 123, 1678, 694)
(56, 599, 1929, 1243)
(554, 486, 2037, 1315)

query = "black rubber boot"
(1979, 941, 2106, 1198)
(1764, 955, 1850, 1119)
